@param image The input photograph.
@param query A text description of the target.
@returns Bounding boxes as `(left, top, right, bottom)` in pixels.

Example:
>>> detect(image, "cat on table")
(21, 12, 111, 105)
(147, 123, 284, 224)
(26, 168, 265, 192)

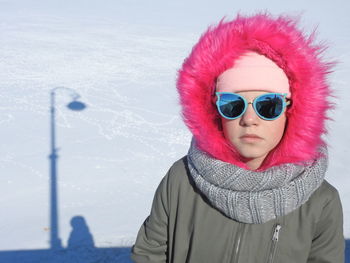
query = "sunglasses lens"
(255, 94, 284, 119)
(217, 93, 245, 119)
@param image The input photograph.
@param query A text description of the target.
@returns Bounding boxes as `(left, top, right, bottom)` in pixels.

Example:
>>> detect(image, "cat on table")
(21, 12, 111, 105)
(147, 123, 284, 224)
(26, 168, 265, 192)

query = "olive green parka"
(131, 157, 345, 263)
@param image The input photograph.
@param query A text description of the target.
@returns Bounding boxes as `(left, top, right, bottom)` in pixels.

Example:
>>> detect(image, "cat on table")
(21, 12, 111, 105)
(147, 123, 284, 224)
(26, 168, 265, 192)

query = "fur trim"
(176, 12, 336, 171)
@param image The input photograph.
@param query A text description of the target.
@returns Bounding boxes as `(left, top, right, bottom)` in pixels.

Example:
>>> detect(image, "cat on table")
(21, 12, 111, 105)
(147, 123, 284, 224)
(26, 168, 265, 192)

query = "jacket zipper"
(231, 223, 245, 263)
(267, 224, 282, 263)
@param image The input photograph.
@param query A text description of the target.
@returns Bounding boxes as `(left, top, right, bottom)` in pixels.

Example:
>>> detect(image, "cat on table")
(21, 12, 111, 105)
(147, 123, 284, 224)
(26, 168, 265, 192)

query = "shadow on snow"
(0, 215, 132, 262)
(0, 247, 132, 263)
(0, 91, 132, 262)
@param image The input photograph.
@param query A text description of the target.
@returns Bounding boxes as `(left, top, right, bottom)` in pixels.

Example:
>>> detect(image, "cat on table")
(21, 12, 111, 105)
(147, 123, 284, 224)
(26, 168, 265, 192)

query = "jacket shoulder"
(160, 155, 197, 200)
(166, 155, 189, 183)
(307, 179, 343, 225)
(313, 179, 341, 206)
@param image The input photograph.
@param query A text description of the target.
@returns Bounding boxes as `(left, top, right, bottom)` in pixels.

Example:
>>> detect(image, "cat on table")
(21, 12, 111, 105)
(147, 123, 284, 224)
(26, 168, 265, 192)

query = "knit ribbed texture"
(187, 138, 328, 224)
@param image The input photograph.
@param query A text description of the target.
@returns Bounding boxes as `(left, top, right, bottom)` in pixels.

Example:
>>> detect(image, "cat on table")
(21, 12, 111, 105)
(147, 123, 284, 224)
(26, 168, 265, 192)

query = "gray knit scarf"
(187, 138, 328, 224)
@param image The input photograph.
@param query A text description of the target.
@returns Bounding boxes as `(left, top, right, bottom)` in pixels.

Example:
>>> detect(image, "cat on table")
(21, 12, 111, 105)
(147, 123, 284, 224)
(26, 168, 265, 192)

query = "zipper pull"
(272, 224, 282, 241)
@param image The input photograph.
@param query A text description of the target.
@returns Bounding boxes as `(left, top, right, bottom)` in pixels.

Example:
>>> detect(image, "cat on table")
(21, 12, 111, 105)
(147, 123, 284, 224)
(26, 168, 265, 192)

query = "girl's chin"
(237, 149, 268, 161)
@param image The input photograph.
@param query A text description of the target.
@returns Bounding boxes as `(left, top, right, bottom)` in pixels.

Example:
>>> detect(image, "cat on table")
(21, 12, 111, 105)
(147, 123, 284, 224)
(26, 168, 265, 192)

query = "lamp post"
(49, 87, 86, 250)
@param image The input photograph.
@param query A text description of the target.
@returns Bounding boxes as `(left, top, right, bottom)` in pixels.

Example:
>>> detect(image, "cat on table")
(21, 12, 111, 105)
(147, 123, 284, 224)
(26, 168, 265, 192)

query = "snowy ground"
(0, 0, 349, 262)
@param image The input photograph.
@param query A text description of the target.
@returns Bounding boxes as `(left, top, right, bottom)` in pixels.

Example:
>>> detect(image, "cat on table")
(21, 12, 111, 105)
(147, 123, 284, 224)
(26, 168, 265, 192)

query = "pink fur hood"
(176, 13, 335, 171)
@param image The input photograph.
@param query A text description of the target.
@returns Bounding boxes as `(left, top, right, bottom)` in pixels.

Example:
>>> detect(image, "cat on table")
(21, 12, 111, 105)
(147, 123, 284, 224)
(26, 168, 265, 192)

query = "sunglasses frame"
(215, 92, 291, 121)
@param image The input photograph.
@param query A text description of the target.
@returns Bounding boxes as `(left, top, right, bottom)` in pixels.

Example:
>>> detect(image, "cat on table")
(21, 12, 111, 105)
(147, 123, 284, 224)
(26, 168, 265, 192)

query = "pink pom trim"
(176, 12, 336, 171)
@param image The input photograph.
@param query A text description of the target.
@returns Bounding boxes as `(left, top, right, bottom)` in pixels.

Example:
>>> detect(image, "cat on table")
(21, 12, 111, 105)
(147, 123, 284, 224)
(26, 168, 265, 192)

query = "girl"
(131, 12, 345, 263)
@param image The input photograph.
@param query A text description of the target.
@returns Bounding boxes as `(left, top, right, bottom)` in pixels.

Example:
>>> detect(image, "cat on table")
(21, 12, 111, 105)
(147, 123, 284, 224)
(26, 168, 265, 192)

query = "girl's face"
(215, 52, 290, 169)
(220, 91, 287, 169)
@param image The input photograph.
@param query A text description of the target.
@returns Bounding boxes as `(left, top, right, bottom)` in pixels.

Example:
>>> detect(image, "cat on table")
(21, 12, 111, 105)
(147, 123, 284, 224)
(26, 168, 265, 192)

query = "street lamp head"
(67, 100, 86, 111)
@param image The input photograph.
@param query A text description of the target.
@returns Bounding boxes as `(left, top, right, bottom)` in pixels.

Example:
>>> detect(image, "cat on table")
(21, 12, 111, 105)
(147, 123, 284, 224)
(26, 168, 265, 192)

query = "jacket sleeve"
(307, 187, 345, 263)
(131, 171, 170, 263)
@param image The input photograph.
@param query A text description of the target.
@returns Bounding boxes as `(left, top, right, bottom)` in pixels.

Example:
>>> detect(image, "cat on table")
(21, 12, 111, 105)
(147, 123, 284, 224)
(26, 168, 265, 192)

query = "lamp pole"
(49, 87, 86, 250)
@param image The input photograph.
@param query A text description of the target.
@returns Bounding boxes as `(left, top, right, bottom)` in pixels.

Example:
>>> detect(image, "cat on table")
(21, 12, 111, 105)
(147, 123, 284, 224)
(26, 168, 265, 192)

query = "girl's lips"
(240, 134, 262, 139)
(240, 134, 263, 142)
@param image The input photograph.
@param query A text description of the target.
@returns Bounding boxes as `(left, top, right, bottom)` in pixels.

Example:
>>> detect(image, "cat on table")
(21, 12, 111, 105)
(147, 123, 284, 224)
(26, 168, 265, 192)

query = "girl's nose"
(239, 103, 259, 126)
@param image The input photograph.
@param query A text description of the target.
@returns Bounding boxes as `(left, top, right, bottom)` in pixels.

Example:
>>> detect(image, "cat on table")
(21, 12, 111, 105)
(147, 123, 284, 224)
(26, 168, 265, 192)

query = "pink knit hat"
(216, 51, 291, 97)
(176, 12, 335, 171)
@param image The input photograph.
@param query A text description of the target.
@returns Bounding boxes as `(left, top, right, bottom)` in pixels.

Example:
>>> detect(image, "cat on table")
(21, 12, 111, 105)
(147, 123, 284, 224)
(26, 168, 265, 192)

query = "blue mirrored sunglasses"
(215, 92, 291, 121)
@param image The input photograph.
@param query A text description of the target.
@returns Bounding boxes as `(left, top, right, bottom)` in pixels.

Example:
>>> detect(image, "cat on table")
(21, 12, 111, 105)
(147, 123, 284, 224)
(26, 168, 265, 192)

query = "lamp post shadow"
(0, 88, 133, 262)
(49, 87, 86, 250)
